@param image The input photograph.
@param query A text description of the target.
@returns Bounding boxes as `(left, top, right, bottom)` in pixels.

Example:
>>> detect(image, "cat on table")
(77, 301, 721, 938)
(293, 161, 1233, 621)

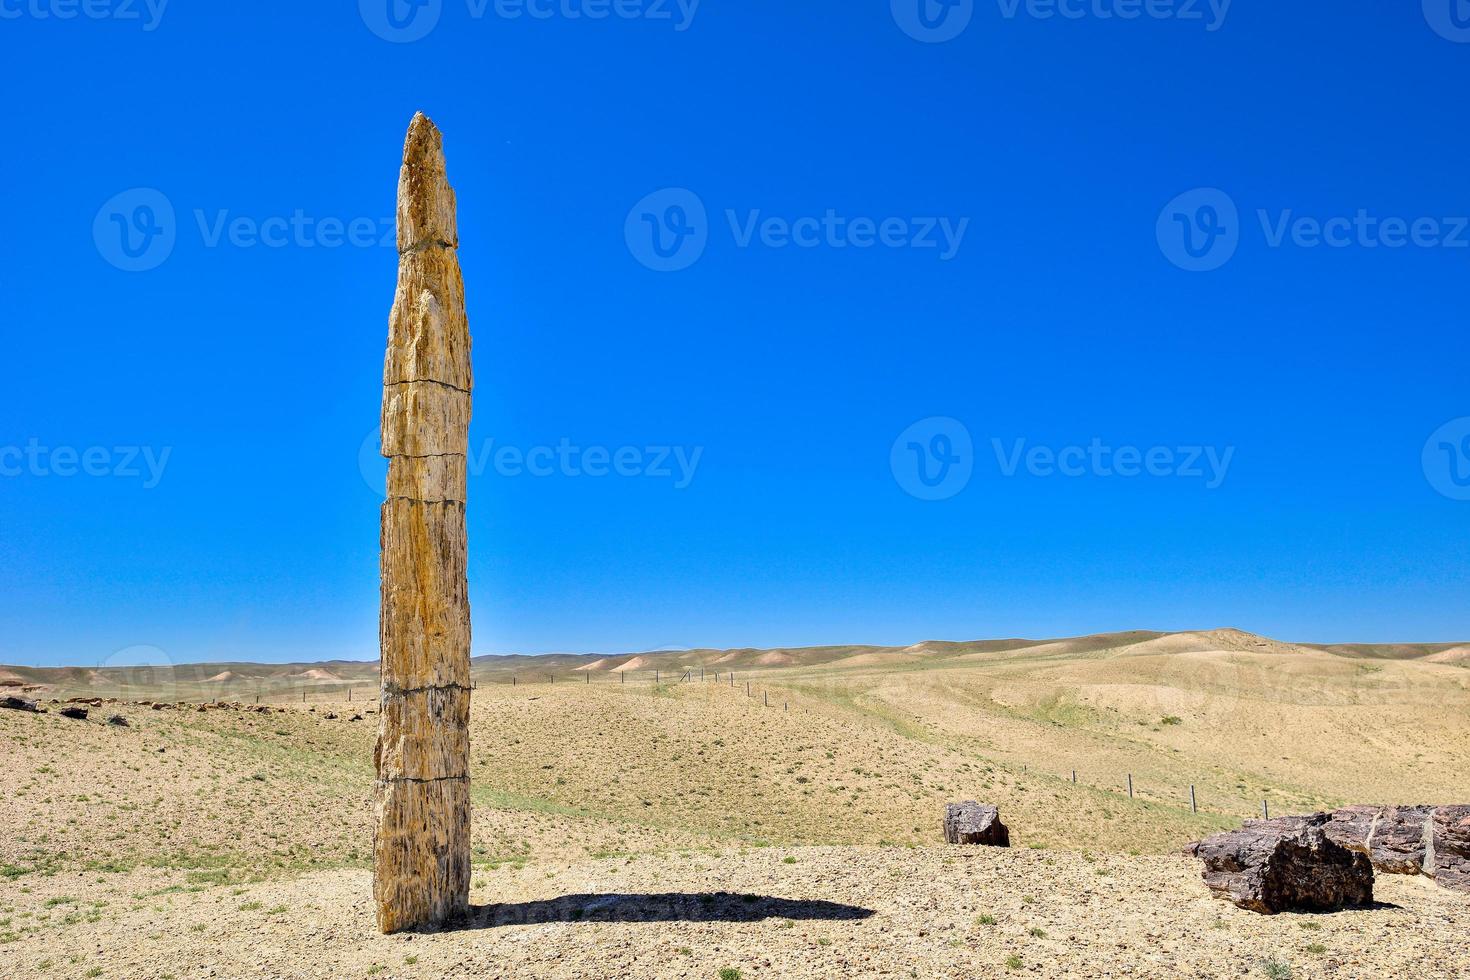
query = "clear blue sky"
(3, 2, 1468, 667)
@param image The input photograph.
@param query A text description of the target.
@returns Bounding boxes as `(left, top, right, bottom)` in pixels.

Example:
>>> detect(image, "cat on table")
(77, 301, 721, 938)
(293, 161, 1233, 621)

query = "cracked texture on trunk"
(373, 112, 472, 934)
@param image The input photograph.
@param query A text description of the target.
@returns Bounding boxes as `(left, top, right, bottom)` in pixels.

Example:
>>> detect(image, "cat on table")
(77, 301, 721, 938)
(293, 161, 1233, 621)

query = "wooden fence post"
(1190, 785, 1197, 814)
(1127, 774, 1133, 799)
(1262, 799, 1269, 820)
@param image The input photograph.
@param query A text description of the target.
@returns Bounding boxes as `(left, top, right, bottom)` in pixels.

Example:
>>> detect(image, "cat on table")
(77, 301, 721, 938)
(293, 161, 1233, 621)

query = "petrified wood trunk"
(1196, 814, 1373, 914)
(1430, 805, 1470, 894)
(1321, 803, 1469, 892)
(1324, 804, 1431, 876)
(373, 112, 473, 934)
(943, 802, 1010, 847)
(0, 696, 41, 712)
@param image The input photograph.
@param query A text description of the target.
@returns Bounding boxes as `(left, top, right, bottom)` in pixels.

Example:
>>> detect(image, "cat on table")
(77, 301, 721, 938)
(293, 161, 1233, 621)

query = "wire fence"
(73, 666, 1283, 823)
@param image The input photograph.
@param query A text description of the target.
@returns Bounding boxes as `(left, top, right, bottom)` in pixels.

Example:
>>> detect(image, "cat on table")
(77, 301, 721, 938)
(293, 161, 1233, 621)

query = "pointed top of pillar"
(397, 112, 458, 253)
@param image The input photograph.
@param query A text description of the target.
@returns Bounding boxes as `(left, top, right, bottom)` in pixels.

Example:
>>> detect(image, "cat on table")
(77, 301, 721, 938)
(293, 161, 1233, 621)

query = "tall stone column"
(373, 112, 472, 934)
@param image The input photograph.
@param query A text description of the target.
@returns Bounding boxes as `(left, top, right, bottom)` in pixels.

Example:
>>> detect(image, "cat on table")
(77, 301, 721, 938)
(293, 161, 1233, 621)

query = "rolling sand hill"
(2, 629, 1467, 977)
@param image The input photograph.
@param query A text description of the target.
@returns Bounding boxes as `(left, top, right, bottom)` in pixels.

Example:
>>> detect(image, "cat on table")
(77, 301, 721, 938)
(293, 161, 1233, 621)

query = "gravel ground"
(2, 846, 1466, 979)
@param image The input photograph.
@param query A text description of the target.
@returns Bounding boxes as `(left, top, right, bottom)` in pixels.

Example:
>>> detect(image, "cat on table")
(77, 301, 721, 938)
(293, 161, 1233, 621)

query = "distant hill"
(3, 628, 1465, 701)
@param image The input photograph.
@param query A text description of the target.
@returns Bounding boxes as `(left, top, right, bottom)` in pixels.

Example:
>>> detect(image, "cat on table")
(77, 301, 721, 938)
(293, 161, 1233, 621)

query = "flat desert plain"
(2, 629, 1468, 978)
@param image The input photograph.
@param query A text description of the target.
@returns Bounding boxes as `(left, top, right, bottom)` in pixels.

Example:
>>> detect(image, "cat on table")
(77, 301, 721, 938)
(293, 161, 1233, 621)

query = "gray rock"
(1195, 813, 1373, 914)
(0, 696, 41, 713)
(106, 714, 129, 727)
(943, 802, 1010, 847)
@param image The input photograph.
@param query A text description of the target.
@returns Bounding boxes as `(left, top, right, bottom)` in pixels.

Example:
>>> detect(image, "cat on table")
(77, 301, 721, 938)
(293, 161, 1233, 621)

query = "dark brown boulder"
(943, 802, 1010, 846)
(106, 714, 129, 727)
(1196, 813, 1373, 914)
(59, 706, 89, 720)
(1, 696, 41, 713)
(1325, 804, 1431, 875)
(1430, 806, 1470, 894)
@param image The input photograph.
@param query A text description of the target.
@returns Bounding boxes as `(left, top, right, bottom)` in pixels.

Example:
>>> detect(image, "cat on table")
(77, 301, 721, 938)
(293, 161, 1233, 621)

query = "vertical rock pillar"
(373, 112, 472, 934)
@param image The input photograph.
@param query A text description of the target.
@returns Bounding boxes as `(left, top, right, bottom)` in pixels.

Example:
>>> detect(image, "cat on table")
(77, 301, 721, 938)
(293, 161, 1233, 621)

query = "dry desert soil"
(2, 628, 1468, 978)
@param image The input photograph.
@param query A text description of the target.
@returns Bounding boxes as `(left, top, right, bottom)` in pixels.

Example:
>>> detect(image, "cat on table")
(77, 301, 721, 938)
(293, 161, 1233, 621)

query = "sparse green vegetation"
(1261, 958, 1293, 980)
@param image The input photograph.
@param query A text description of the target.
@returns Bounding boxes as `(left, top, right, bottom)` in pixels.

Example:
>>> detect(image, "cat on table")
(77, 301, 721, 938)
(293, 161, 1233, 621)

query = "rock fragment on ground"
(1326, 803, 1431, 874)
(943, 802, 1009, 847)
(1, 695, 41, 712)
(1195, 813, 1373, 914)
(1430, 805, 1470, 894)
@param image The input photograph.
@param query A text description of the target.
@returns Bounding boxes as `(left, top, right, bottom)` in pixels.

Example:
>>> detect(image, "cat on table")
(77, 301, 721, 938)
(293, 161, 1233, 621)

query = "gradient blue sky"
(3, 1, 1468, 667)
